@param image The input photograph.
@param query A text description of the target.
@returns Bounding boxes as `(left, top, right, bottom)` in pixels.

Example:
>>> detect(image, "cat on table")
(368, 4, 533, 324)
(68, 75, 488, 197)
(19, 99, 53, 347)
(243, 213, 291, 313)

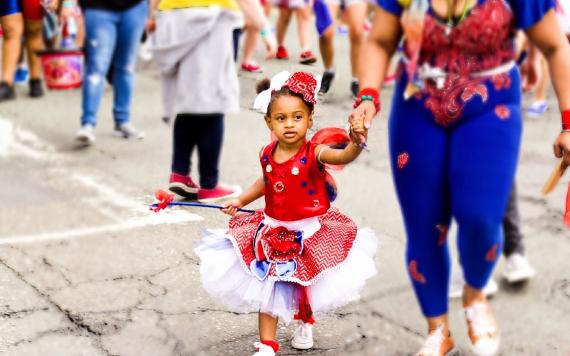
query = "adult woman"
(0, 0, 23, 102)
(350, 0, 570, 355)
(75, 0, 147, 145)
(149, 0, 276, 202)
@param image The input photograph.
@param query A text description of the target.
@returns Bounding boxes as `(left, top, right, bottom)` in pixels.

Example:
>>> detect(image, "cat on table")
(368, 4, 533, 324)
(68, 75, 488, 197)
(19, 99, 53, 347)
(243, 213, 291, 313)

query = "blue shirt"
(377, 0, 556, 29)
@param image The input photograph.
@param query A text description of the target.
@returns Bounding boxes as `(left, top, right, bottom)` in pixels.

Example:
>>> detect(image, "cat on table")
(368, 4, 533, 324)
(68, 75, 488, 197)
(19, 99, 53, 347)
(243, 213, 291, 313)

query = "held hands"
(349, 114, 368, 145)
(221, 198, 244, 216)
(349, 101, 376, 146)
(553, 132, 570, 166)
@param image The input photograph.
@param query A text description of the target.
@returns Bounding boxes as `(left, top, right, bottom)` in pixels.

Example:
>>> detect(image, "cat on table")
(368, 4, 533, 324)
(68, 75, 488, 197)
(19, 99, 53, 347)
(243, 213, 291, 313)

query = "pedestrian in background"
(148, 0, 276, 202)
(75, 0, 148, 145)
(0, 0, 23, 102)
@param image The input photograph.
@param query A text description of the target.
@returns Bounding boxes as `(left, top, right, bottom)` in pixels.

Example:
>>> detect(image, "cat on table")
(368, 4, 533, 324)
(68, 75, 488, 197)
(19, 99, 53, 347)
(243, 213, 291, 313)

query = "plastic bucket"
(37, 49, 83, 90)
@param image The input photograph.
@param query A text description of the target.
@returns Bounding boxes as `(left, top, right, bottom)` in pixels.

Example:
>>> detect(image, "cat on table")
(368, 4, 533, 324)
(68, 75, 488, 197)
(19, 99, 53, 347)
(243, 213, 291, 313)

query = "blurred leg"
(111, 1, 147, 124)
(81, 9, 118, 126)
(344, 2, 366, 78)
(0, 13, 23, 85)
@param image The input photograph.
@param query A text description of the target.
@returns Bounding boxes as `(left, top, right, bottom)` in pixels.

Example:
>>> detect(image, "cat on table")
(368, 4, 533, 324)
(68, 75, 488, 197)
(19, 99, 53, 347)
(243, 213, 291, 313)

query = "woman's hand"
(553, 131, 570, 165)
(221, 198, 244, 216)
(44, 0, 60, 12)
(263, 33, 277, 59)
(349, 101, 376, 145)
(146, 17, 156, 34)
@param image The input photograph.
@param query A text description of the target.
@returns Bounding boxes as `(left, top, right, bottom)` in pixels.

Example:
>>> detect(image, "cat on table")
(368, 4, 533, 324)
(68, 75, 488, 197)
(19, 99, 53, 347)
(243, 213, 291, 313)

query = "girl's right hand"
(221, 198, 244, 216)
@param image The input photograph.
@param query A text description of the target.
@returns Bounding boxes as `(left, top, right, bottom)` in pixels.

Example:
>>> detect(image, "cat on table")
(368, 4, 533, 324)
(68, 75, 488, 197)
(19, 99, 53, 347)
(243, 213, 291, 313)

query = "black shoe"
(319, 71, 335, 95)
(29, 79, 44, 98)
(0, 81, 16, 102)
(350, 80, 359, 98)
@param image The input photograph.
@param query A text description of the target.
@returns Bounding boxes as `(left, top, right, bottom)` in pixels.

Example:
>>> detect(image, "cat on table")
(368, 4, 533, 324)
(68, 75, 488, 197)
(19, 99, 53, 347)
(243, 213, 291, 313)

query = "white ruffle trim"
(194, 228, 378, 323)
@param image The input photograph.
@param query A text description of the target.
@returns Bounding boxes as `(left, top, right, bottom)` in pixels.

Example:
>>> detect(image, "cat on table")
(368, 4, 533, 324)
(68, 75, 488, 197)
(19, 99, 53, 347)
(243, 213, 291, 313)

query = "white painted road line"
(0, 210, 203, 245)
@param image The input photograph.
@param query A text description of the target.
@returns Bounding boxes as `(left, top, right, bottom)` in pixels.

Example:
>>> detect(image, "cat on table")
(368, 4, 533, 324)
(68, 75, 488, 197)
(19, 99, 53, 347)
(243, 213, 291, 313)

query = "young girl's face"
(265, 95, 313, 146)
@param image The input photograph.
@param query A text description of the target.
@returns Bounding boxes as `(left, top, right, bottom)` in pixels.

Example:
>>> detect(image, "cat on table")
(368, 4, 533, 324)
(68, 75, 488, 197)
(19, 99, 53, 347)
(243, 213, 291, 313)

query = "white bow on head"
(252, 71, 322, 114)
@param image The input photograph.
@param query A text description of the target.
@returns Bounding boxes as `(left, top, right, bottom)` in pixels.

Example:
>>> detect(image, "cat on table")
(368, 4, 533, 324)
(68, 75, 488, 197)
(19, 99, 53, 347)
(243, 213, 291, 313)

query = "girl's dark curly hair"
(256, 78, 314, 117)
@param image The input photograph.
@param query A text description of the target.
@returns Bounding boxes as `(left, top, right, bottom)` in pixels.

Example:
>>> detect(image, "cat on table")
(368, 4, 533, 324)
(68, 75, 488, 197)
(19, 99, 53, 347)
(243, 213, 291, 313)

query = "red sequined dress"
(195, 141, 377, 322)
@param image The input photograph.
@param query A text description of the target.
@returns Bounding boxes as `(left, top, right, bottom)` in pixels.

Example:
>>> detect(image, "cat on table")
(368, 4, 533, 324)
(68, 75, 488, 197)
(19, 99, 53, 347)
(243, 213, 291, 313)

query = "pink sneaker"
(299, 50, 317, 65)
(198, 183, 242, 203)
(241, 62, 263, 73)
(169, 173, 199, 199)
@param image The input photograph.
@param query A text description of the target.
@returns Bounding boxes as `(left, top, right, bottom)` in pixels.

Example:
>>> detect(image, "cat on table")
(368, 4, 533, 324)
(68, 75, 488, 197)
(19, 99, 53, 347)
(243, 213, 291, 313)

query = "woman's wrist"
(562, 109, 570, 131)
(354, 88, 381, 113)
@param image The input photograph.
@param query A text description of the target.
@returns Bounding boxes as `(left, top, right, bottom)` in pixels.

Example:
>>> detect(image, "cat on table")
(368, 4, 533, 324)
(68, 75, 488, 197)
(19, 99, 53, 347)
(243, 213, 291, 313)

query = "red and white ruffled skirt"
(194, 208, 377, 323)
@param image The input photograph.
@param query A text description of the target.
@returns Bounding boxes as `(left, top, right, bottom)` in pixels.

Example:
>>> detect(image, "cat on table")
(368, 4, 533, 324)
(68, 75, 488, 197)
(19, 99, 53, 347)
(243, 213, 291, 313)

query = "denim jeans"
(81, 2, 147, 126)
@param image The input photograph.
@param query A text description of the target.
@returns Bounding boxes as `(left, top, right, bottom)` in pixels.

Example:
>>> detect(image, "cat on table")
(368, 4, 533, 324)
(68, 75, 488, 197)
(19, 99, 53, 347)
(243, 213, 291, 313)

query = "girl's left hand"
(553, 132, 570, 165)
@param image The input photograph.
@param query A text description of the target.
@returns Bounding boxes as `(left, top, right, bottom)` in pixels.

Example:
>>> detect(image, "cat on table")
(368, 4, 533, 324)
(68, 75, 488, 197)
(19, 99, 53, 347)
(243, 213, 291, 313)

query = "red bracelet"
(563, 109, 570, 131)
(353, 88, 381, 113)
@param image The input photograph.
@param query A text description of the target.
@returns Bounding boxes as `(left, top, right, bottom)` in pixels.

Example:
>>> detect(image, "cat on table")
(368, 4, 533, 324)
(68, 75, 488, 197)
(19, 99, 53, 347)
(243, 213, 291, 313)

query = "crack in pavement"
(1, 307, 49, 319)
(0, 258, 114, 356)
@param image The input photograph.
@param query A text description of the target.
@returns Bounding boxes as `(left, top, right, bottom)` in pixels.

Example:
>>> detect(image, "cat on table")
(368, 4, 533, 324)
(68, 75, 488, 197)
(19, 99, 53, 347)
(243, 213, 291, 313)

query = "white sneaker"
(252, 342, 275, 356)
(464, 301, 500, 356)
(113, 122, 145, 140)
(291, 322, 314, 349)
(449, 270, 498, 299)
(415, 325, 459, 356)
(502, 253, 536, 283)
(76, 124, 96, 145)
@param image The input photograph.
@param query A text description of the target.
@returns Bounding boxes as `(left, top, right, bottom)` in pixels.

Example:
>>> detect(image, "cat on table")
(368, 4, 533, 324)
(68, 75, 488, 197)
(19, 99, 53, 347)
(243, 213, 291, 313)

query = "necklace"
(444, 0, 471, 35)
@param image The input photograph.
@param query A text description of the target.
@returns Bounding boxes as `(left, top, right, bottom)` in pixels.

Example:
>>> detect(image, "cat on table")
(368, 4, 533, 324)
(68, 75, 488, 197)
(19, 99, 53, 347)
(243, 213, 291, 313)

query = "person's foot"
(464, 300, 500, 356)
(449, 270, 498, 299)
(29, 78, 44, 98)
(502, 253, 536, 284)
(169, 173, 200, 200)
(299, 50, 317, 65)
(252, 342, 275, 356)
(350, 79, 359, 97)
(291, 322, 314, 349)
(75, 124, 96, 145)
(415, 325, 459, 356)
(319, 71, 335, 95)
(198, 183, 241, 203)
(276, 45, 289, 60)
(241, 62, 263, 73)
(526, 100, 548, 116)
(113, 123, 145, 140)
(0, 81, 16, 102)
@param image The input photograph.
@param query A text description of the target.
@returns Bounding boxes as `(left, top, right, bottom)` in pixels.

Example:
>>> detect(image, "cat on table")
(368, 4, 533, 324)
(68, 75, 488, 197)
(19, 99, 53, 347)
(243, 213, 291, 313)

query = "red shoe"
(299, 50, 317, 65)
(169, 173, 199, 199)
(276, 46, 289, 60)
(241, 62, 263, 73)
(198, 183, 242, 203)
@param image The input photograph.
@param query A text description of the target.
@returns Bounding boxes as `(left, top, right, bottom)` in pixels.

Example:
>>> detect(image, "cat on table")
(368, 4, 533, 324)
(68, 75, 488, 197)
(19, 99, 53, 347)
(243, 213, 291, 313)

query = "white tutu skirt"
(195, 227, 377, 323)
